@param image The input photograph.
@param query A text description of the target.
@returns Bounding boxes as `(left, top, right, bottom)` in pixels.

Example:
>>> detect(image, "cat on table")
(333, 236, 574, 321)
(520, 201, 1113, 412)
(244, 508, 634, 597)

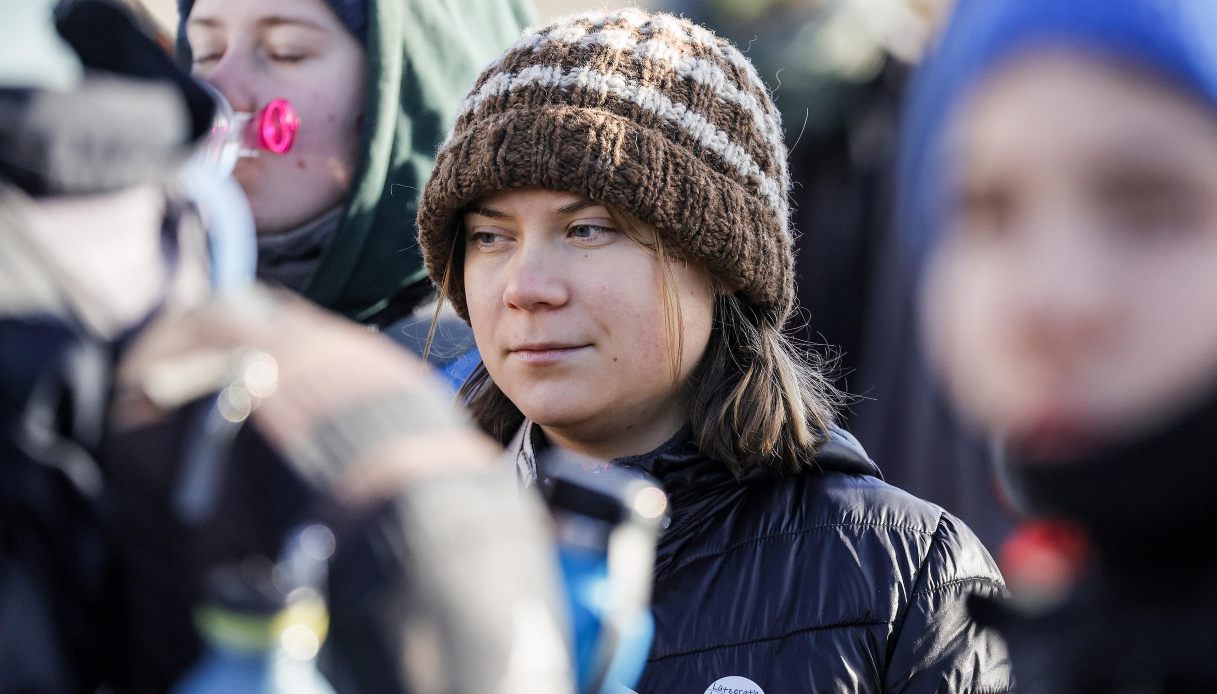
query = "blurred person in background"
(906, 0, 1217, 689)
(0, 1, 571, 691)
(417, 10, 1010, 692)
(177, 0, 532, 381)
(665, 0, 1013, 549)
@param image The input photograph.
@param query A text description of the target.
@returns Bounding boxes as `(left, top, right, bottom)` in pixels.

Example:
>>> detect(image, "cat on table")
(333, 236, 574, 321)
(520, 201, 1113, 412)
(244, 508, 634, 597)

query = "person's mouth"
(507, 342, 591, 364)
(1009, 404, 1102, 463)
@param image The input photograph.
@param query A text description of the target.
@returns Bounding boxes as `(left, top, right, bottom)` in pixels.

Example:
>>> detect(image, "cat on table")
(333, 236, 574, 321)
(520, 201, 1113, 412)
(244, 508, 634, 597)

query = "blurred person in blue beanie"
(906, 0, 1217, 690)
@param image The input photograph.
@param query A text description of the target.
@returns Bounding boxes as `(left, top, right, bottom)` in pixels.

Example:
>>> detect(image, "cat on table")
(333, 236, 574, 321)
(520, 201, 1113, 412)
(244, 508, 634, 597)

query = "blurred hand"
(107, 286, 575, 693)
(112, 285, 499, 504)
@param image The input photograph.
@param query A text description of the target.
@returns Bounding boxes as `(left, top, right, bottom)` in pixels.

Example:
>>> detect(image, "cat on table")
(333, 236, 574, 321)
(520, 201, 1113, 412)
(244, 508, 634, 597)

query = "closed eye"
(268, 51, 309, 64)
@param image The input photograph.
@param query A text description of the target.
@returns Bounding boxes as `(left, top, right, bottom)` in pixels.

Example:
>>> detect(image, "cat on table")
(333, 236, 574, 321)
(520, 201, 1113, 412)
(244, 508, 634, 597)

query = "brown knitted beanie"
(417, 8, 793, 325)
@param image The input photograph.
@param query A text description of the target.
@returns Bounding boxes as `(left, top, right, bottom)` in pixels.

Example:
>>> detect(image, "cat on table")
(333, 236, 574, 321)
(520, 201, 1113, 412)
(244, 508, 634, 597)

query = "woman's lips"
(507, 344, 590, 365)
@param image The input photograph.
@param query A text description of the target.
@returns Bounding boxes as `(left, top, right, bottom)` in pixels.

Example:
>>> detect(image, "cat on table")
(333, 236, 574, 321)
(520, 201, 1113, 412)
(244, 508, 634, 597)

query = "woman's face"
(925, 52, 1217, 458)
(187, 0, 365, 234)
(463, 188, 715, 459)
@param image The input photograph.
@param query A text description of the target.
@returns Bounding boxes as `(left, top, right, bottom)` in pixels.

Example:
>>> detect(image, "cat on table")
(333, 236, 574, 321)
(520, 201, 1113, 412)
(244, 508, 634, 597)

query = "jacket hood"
(178, 0, 535, 322)
(811, 425, 883, 478)
(318, 0, 534, 322)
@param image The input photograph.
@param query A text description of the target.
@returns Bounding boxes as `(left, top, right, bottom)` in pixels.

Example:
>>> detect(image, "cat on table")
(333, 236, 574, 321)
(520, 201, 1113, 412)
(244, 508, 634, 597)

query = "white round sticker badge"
(704, 675, 765, 694)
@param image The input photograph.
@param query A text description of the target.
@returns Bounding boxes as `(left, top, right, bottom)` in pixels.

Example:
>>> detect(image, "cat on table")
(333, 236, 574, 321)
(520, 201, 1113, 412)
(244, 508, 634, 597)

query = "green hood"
(319, 0, 534, 322)
(179, 0, 533, 322)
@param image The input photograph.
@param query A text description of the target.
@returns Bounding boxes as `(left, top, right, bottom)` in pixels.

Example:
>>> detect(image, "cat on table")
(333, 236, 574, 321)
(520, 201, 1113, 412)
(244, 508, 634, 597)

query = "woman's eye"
(269, 52, 308, 64)
(569, 223, 616, 244)
(1094, 173, 1205, 242)
(950, 185, 1016, 245)
(469, 231, 508, 250)
(263, 43, 310, 63)
(1107, 192, 1199, 240)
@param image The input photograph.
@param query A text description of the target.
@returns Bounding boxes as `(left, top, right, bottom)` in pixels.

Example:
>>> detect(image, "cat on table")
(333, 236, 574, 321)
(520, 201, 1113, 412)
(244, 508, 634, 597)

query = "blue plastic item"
(172, 593, 335, 694)
(173, 636, 335, 694)
(174, 525, 338, 694)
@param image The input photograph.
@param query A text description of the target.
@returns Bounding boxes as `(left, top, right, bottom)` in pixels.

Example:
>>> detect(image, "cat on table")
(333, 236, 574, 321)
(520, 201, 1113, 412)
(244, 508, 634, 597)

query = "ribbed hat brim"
(417, 105, 793, 323)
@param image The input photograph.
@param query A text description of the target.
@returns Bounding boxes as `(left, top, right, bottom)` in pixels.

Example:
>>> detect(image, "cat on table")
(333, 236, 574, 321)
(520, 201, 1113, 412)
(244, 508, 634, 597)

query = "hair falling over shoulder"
(452, 290, 842, 474)
(685, 294, 842, 475)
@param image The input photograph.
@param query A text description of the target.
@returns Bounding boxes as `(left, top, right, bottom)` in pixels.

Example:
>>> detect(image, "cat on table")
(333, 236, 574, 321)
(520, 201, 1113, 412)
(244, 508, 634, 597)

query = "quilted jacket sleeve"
(885, 512, 1013, 693)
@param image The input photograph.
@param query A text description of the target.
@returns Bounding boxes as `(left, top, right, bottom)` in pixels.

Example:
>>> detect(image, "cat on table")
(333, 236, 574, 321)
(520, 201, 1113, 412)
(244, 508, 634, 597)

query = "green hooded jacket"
(179, 0, 534, 323)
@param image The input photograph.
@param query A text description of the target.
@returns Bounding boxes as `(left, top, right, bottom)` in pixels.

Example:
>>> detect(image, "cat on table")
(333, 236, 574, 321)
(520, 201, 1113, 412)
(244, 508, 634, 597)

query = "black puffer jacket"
(519, 425, 1011, 693)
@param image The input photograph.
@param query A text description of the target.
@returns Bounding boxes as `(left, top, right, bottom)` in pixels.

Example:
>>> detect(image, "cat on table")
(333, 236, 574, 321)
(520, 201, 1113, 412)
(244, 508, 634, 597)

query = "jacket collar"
(814, 425, 884, 479)
(506, 421, 882, 490)
(256, 206, 343, 294)
(506, 420, 542, 488)
(507, 421, 881, 578)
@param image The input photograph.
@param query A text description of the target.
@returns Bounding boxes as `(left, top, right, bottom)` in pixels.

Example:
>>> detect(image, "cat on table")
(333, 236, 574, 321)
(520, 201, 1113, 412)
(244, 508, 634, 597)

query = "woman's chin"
(522, 406, 588, 432)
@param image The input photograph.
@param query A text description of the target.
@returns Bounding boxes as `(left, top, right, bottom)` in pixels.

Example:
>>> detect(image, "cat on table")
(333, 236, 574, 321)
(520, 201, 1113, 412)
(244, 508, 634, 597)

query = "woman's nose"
(199, 52, 258, 112)
(501, 241, 569, 311)
(1013, 218, 1117, 355)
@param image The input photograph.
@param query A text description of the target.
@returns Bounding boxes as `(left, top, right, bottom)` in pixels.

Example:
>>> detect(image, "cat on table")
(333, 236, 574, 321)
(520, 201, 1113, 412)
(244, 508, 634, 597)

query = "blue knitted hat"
(176, 0, 366, 43)
(900, 0, 1217, 261)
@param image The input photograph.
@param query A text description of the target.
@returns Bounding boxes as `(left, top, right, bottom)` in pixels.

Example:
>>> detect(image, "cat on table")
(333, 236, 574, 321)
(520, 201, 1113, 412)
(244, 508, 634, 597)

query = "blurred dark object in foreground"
(0, 2, 572, 692)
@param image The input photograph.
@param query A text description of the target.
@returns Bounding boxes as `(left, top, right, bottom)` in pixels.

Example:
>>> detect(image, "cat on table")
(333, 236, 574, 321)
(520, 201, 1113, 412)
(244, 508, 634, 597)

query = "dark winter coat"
(514, 424, 1012, 693)
(971, 372, 1217, 694)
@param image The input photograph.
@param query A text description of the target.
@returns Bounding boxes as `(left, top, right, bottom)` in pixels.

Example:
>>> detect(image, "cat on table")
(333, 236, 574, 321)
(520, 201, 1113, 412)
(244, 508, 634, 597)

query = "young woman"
(416, 9, 1010, 692)
(177, 0, 532, 328)
(906, 0, 1217, 689)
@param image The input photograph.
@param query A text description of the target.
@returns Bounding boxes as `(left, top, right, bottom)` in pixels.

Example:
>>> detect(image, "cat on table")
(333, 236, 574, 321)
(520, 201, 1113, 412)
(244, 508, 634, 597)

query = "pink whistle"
(245, 98, 300, 155)
(196, 87, 303, 174)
